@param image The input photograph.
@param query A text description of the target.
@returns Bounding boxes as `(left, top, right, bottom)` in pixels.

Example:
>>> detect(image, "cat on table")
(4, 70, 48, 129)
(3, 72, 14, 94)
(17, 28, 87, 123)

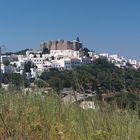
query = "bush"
(35, 79, 48, 88)
(24, 79, 30, 88)
(116, 92, 140, 110)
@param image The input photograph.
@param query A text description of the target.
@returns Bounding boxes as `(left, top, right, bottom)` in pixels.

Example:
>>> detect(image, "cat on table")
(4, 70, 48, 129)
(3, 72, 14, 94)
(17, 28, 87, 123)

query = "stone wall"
(41, 38, 82, 51)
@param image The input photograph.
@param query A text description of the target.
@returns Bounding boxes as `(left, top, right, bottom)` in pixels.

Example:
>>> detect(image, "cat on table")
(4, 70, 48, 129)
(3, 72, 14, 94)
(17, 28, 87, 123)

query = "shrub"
(116, 92, 140, 110)
(35, 79, 48, 88)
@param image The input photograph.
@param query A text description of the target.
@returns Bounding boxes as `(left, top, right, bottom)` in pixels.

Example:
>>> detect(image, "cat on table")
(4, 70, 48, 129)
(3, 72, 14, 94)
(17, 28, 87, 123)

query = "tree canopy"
(40, 58, 140, 94)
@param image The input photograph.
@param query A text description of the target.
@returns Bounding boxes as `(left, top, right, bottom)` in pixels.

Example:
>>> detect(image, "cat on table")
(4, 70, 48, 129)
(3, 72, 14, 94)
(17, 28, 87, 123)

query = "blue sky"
(0, 0, 140, 60)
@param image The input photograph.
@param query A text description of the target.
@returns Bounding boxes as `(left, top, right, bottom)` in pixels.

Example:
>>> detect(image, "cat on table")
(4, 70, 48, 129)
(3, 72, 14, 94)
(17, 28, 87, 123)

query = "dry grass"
(0, 90, 140, 140)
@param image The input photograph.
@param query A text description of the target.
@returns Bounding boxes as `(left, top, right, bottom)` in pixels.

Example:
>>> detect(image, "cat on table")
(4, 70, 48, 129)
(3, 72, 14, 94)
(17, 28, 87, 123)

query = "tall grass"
(0, 90, 140, 140)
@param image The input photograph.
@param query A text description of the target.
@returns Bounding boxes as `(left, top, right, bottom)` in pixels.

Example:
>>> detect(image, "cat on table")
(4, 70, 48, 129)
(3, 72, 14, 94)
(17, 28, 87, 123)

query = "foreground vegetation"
(0, 90, 140, 140)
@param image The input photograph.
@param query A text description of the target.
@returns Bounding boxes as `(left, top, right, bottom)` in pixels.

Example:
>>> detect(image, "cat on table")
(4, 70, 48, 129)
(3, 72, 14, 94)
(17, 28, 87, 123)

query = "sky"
(0, 0, 140, 60)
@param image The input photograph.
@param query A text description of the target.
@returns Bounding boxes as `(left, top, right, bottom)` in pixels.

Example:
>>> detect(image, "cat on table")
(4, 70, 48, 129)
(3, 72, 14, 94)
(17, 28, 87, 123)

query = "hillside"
(40, 58, 140, 94)
(0, 59, 140, 139)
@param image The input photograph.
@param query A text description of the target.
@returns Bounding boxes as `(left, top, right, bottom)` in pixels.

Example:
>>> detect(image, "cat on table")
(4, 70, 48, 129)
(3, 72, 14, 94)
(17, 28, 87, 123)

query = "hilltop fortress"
(40, 37, 83, 51)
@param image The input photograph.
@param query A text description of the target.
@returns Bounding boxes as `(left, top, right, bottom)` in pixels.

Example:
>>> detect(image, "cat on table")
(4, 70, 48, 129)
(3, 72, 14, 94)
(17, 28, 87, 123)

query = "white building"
(50, 50, 83, 58)
(99, 53, 109, 58)
(1, 64, 14, 73)
(30, 57, 44, 66)
(79, 56, 91, 64)
(71, 58, 81, 69)
(55, 58, 72, 70)
(128, 59, 138, 65)
(50, 57, 81, 70)
(1, 55, 11, 63)
(88, 51, 96, 57)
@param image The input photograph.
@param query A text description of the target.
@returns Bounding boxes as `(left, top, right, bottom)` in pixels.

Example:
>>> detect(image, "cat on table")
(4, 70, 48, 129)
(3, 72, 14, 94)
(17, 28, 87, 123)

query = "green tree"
(39, 58, 140, 94)
(42, 48, 50, 54)
(7, 73, 24, 89)
(24, 61, 32, 73)
(35, 79, 48, 88)
(3, 59, 10, 66)
(116, 92, 140, 110)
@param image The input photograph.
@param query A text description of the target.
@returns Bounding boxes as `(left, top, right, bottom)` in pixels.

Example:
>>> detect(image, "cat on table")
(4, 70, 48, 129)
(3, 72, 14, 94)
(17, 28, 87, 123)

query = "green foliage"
(24, 79, 30, 88)
(3, 59, 10, 66)
(4, 49, 29, 55)
(24, 61, 32, 73)
(40, 71, 73, 92)
(0, 92, 140, 139)
(42, 48, 50, 54)
(116, 92, 140, 109)
(40, 58, 140, 94)
(13, 63, 17, 67)
(82, 47, 90, 57)
(35, 79, 48, 88)
(2, 73, 30, 88)
(15, 48, 29, 55)
(3, 73, 23, 84)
